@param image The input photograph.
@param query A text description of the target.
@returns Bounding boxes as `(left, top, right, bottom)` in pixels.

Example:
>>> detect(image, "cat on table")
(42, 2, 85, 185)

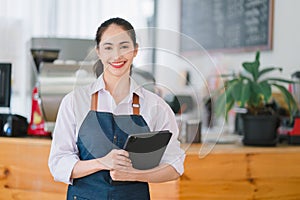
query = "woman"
(49, 17, 185, 200)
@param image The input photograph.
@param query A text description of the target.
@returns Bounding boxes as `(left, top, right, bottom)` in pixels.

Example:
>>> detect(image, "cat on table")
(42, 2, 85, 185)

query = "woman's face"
(97, 24, 138, 78)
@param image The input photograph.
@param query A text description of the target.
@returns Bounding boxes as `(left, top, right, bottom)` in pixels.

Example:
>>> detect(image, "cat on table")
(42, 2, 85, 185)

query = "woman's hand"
(110, 164, 180, 183)
(98, 149, 132, 171)
(110, 166, 138, 181)
(71, 149, 132, 179)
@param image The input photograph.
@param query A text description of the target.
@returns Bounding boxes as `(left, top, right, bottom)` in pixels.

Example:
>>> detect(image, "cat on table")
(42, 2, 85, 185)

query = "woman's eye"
(120, 45, 129, 49)
(104, 46, 112, 50)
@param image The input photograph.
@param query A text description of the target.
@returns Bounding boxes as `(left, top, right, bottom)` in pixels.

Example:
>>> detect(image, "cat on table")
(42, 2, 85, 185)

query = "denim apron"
(67, 92, 150, 200)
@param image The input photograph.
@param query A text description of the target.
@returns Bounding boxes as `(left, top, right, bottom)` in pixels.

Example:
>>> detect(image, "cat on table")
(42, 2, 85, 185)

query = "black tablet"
(123, 130, 172, 170)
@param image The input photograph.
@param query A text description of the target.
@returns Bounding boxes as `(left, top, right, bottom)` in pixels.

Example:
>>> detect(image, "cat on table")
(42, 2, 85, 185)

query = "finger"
(114, 158, 132, 167)
(111, 153, 131, 164)
(116, 149, 129, 158)
(110, 170, 124, 181)
(113, 164, 132, 172)
(110, 170, 117, 180)
(118, 154, 132, 163)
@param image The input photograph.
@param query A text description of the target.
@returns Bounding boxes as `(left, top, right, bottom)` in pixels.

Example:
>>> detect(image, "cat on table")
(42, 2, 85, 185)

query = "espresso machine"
(27, 49, 60, 136)
(27, 38, 96, 136)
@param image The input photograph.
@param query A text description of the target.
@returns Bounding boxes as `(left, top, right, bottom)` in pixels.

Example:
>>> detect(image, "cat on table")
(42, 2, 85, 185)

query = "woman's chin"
(107, 67, 130, 78)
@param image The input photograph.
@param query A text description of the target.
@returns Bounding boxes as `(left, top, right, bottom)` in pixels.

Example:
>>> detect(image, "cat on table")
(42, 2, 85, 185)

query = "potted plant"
(215, 51, 298, 146)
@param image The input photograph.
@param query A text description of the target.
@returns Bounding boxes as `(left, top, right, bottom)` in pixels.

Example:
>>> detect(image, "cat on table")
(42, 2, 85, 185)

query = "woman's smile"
(110, 61, 126, 68)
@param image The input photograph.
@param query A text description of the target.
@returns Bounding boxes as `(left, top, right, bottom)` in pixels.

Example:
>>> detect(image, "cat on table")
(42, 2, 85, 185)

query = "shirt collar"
(129, 76, 144, 99)
(88, 74, 145, 100)
(88, 74, 105, 95)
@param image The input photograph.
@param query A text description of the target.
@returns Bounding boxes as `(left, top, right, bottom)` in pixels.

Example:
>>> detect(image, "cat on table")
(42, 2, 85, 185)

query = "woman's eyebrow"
(103, 42, 113, 46)
(120, 41, 130, 45)
(102, 41, 130, 46)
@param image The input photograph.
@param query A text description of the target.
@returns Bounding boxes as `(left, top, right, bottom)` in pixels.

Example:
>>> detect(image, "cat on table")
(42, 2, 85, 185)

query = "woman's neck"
(103, 73, 130, 104)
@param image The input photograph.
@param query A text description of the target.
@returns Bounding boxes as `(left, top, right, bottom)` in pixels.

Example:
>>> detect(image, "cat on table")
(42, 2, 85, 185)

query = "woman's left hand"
(110, 163, 180, 183)
(110, 166, 139, 181)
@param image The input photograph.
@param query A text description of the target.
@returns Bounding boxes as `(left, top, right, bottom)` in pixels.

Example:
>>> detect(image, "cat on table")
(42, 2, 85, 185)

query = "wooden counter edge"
(1, 137, 300, 155)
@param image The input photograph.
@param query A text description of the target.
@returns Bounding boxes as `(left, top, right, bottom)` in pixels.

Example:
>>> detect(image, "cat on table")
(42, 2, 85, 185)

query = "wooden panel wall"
(180, 145, 300, 199)
(1, 138, 300, 200)
(0, 138, 66, 200)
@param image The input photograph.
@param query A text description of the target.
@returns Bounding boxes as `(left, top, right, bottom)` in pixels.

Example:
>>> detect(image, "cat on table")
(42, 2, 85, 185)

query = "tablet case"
(123, 130, 172, 170)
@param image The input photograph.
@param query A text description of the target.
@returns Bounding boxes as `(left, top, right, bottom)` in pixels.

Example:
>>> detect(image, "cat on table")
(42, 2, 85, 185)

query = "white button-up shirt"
(48, 75, 185, 184)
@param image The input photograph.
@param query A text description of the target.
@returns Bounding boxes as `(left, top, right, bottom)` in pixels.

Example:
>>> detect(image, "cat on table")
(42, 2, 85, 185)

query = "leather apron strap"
(132, 93, 140, 115)
(91, 92, 140, 115)
(91, 92, 98, 111)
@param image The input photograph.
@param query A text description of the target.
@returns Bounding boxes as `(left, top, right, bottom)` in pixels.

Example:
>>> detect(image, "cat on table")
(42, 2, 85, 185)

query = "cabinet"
(0, 138, 300, 199)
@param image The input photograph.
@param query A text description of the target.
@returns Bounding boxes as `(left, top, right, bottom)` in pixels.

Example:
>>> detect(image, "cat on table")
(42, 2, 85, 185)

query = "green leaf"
(272, 83, 298, 117)
(265, 78, 297, 84)
(225, 98, 235, 121)
(242, 61, 259, 80)
(249, 82, 265, 107)
(257, 81, 272, 102)
(258, 67, 283, 79)
(215, 79, 239, 118)
(215, 90, 227, 118)
(242, 51, 260, 81)
(224, 78, 240, 88)
(255, 51, 260, 61)
(231, 78, 251, 107)
(231, 79, 243, 101)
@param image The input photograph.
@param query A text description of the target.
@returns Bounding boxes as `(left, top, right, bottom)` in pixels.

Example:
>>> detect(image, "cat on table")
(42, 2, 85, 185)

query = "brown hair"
(95, 17, 137, 47)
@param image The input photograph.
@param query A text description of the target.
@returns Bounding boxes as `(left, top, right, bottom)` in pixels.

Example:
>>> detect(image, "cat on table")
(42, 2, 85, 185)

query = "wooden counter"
(180, 143, 300, 200)
(0, 137, 300, 200)
(0, 137, 66, 200)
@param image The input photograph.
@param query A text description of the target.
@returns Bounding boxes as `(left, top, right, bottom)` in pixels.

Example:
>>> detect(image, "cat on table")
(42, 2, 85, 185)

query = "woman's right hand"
(98, 149, 132, 171)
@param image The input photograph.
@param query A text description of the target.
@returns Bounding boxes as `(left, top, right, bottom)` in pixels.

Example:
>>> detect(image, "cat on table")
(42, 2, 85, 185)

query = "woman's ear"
(96, 46, 101, 58)
(133, 43, 139, 57)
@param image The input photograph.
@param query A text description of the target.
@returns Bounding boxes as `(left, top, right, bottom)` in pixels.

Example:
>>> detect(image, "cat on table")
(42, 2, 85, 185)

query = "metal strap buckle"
(132, 103, 140, 108)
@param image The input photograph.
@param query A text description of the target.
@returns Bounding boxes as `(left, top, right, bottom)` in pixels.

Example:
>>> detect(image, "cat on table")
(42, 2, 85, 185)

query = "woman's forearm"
(135, 164, 180, 183)
(71, 149, 132, 179)
(110, 163, 180, 183)
(71, 159, 104, 179)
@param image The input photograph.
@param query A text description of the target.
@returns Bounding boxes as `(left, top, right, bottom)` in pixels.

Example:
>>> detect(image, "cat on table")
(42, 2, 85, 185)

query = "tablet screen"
(123, 130, 172, 170)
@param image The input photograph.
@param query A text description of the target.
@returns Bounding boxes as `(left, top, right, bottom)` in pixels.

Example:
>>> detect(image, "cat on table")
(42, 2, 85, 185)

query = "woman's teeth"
(111, 62, 125, 68)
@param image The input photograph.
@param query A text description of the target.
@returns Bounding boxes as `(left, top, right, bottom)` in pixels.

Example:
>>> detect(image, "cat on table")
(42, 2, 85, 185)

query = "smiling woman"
(48, 17, 185, 200)
(95, 19, 139, 104)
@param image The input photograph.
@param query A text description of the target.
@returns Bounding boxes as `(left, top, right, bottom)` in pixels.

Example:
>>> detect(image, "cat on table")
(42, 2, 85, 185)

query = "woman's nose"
(112, 49, 121, 59)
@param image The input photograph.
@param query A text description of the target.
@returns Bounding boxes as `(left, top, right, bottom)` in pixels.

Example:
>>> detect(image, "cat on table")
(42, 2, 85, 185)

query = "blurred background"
(0, 0, 299, 138)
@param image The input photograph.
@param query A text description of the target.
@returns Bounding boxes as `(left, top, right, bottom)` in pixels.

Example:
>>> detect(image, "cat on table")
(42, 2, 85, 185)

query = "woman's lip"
(110, 61, 126, 68)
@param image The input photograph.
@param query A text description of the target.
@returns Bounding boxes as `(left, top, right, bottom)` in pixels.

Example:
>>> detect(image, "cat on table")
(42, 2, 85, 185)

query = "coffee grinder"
(27, 49, 59, 137)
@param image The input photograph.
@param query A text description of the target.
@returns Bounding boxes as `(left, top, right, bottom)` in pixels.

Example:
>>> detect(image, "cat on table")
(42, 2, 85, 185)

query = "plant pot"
(242, 114, 280, 146)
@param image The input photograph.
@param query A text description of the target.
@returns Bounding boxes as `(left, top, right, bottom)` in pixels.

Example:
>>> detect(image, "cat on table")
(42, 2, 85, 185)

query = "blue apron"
(67, 92, 151, 200)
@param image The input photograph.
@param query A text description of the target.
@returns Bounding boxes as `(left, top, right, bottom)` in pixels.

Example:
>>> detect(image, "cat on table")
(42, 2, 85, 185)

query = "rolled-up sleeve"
(152, 98, 186, 175)
(48, 92, 79, 184)
(161, 135, 185, 175)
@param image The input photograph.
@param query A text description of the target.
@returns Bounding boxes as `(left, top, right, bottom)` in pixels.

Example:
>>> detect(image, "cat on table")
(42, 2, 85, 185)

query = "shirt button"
(73, 196, 77, 200)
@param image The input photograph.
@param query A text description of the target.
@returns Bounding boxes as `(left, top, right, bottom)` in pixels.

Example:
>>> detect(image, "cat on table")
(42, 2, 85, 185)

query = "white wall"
(156, 0, 300, 88)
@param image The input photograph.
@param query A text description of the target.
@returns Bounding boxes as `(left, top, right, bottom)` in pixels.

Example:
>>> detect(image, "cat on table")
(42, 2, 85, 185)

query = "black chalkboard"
(180, 0, 274, 52)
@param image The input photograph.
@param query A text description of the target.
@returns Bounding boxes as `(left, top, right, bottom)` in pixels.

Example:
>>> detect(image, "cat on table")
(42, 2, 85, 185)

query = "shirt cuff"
(51, 155, 79, 185)
(160, 148, 186, 175)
